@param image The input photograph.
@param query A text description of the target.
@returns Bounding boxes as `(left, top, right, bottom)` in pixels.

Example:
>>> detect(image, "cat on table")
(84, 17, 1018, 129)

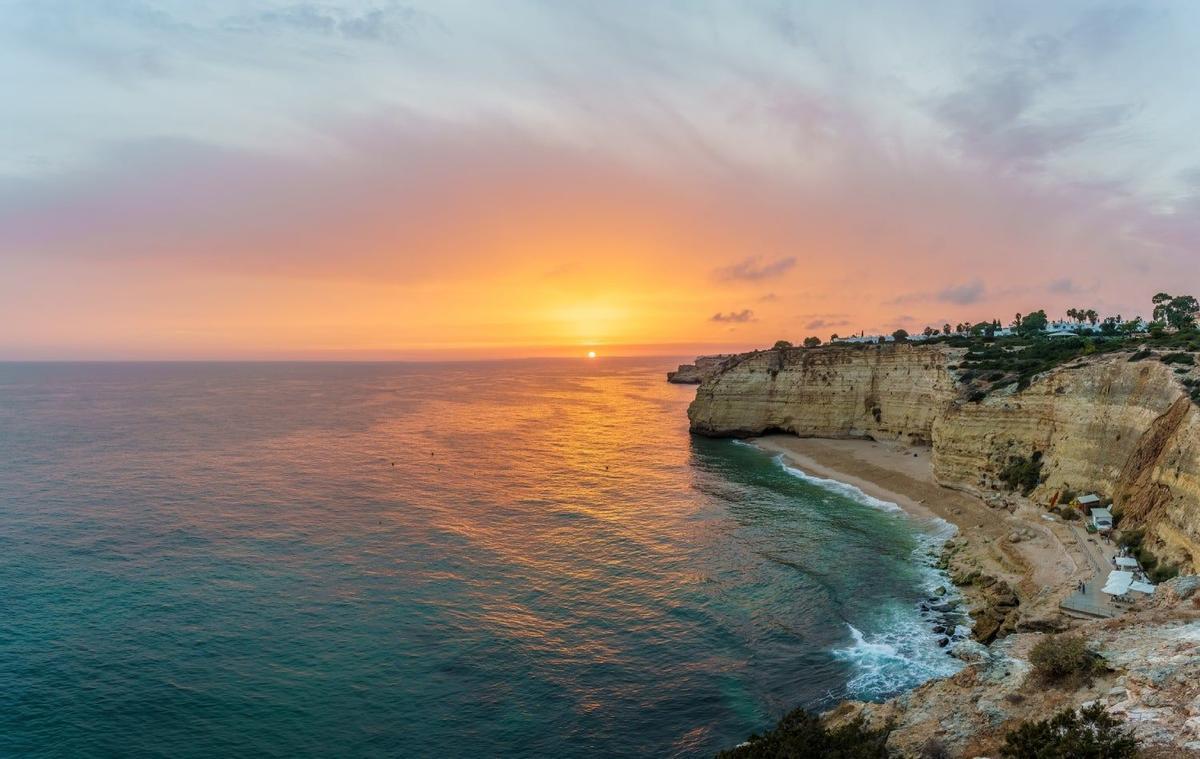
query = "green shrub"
(1117, 528, 1144, 549)
(999, 452, 1044, 495)
(1134, 547, 1157, 570)
(1151, 563, 1179, 583)
(1000, 703, 1137, 758)
(1128, 349, 1152, 362)
(1161, 352, 1196, 365)
(717, 708, 891, 758)
(1029, 634, 1103, 685)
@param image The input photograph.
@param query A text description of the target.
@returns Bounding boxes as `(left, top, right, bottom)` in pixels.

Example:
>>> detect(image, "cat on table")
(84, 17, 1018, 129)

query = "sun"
(587, 351, 597, 359)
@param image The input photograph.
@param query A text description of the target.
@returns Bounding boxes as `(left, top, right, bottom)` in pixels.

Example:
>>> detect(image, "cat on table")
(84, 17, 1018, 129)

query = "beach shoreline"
(750, 434, 1090, 627)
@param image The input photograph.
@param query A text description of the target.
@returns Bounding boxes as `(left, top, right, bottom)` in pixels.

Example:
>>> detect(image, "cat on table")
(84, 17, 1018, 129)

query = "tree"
(1100, 318, 1118, 336)
(1012, 312, 1022, 328)
(1085, 309, 1098, 325)
(1066, 308, 1079, 323)
(892, 329, 909, 342)
(803, 336, 821, 348)
(923, 326, 936, 337)
(942, 324, 951, 335)
(1000, 703, 1137, 758)
(1151, 292, 1199, 330)
(1018, 309, 1049, 336)
(773, 340, 793, 349)
(1119, 318, 1142, 335)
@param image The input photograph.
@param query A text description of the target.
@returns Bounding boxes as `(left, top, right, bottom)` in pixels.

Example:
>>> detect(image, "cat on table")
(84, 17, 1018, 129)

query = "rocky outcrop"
(826, 579, 1200, 756)
(686, 345, 960, 443)
(666, 354, 732, 384)
(687, 346, 1200, 570)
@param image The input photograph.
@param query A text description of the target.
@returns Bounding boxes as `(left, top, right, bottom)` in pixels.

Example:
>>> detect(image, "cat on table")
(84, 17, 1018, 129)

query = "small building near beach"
(1090, 507, 1113, 532)
(1076, 493, 1101, 507)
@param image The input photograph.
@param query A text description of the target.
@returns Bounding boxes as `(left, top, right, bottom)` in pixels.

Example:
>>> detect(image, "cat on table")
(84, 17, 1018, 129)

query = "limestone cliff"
(932, 355, 1200, 569)
(687, 345, 1200, 568)
(666, 354, 733, 384)
(687, 344, 960, 443)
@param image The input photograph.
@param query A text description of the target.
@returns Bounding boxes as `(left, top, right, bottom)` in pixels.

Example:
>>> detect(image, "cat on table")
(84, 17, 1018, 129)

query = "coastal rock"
(686, 345, 1200, 570)
(826, 587, 1200, 756)
(686, 344, 959, 443)
(666, 355, 731, 384)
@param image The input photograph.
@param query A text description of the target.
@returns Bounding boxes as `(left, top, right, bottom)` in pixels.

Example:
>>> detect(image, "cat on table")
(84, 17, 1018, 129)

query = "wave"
(770, 454, 905, 514)
(746, 443, 969, 700)
(832, 619, 962, 699)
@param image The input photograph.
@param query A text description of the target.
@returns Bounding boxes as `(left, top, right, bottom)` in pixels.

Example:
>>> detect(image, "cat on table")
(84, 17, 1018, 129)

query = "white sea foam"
(772, 455, 904, 514)
(833, 617, 963, 699)
(758, 446, 970, 699)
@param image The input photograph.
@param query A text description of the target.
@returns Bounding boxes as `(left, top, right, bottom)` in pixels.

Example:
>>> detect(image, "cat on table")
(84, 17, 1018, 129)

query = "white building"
(1090, 507, 1113, 532)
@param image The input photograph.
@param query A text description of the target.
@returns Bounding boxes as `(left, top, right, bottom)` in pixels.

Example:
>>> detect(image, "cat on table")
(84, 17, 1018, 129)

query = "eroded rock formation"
(687, 345, 1200, 569)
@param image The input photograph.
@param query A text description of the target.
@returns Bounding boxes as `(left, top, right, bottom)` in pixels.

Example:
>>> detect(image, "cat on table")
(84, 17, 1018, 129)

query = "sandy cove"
(753, 434, 1108, 629)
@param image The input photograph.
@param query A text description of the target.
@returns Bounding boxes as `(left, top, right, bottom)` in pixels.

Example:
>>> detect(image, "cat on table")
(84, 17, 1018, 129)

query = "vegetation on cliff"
(716, 709, 891, 758)
(1028, 634, 1105, 687)
(999, 703, 1138, 759)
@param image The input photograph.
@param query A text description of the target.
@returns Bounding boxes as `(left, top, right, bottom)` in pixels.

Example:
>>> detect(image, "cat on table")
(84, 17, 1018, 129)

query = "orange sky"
(2, 3, 1199, 359)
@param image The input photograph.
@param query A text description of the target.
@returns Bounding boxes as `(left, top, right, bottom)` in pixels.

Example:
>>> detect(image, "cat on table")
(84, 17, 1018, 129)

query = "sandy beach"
(753, 435, 1095, 622)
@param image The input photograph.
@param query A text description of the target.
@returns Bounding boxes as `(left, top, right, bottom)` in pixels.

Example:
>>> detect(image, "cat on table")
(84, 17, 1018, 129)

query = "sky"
(2, 1, 1199, 359)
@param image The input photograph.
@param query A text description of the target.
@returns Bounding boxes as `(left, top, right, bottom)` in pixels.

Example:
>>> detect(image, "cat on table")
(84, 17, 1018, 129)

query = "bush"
(1029, 634, 1103, 685)
(999, 452, 1044, 495)
(1057, 507, 1080, 521)
(717, 708, 891, 758)
(1160, 352, 1195, 365)
(1128, 349, 1152, 362)
(1152, 563, 1179, 583)
(1117, 528, 1144, 549)
(1000, 703, 1137, 758)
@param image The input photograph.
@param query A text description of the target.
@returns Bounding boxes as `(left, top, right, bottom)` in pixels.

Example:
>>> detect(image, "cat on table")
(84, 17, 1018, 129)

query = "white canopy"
(1129, 581, 1156, 594)
(1116, 556, 1139, 568)
(1102, 570, 1134, 596)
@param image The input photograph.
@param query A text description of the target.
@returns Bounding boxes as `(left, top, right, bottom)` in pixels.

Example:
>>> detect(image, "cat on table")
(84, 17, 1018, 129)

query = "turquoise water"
(0, 359, 962, 757)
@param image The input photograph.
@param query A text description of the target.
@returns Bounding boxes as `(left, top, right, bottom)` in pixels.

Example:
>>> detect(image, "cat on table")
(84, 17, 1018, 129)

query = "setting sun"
(587, 351, 597, 359)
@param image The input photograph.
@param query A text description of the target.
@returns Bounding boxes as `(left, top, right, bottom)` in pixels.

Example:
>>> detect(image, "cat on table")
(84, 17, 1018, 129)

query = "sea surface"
(0, 359, 964, 757)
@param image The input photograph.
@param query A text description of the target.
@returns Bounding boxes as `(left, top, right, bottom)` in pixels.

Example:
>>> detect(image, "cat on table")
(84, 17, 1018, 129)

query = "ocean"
(0, 358, 963, 757)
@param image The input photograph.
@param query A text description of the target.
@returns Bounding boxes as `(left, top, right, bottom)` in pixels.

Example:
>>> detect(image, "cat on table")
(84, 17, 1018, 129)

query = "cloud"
(804, 318, 850, 330)
(758, 292, 778, 302)
(222, 2, 436, 44)
(713, 256, 796, 282)
(888, 280, 987, 306)
(710, 309, 755, 323)
(1047, 277, 1094, 294)
(936, 280, 987, 305)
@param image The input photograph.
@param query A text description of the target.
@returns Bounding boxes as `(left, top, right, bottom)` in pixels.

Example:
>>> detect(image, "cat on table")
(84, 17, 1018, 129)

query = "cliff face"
(667, 354, 732, 384)
(931, 356, 1200, 566)
(687, 344, 960, 443)
(687, 346, 1200, 567)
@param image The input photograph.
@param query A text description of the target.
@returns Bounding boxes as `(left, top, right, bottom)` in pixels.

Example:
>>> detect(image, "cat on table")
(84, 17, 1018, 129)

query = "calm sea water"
(0, 359, 962, 757)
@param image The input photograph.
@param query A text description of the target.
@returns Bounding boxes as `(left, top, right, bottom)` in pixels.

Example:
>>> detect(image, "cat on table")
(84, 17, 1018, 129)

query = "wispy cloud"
(710, 309, 755, 323)
(713, 256, 796, 282)
(936, 280, 987, 305)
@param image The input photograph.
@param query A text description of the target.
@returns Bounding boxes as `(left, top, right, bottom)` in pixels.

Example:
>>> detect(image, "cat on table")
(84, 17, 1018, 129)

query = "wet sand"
(753, 435, 1087, 618)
